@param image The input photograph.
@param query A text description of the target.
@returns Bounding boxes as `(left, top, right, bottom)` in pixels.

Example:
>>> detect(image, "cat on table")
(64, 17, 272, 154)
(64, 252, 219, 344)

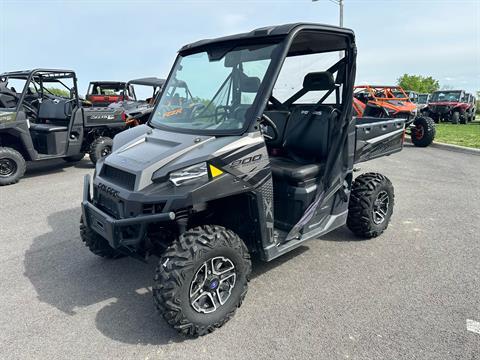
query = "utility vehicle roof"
(0, 69, 75, 79)
(179, 22, 355, 54)
(127, 77, 165, 87)
(88, 81, 126, 84)
(432, 89, 464, 92)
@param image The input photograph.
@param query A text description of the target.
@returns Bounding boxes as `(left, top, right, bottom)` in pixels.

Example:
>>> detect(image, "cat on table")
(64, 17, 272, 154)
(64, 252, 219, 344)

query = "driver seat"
(270, 104, 332, 183)
(269, 71, 336, 184)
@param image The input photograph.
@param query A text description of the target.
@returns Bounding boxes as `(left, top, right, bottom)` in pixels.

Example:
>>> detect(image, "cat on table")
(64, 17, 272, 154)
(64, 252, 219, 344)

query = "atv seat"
(269, 104, 332, 183)
(270, 158, 323, 182)
(30, 123, 68, 132)
(37, 98, 72, 125)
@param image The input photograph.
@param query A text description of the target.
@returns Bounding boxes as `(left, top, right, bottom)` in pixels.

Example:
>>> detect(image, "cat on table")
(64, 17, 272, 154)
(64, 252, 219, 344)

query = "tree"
(46, 87, 70, 97)
(397, 74, 440, 93)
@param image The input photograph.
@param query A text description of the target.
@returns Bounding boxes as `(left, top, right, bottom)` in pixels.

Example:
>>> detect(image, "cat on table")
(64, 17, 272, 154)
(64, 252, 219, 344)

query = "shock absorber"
(175, 210, 189, 234)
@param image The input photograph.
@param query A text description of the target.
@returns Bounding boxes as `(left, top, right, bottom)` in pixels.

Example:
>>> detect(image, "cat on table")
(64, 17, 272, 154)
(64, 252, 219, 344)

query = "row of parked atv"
(0, 71, 185, 185)
(353, 86, 477, 148)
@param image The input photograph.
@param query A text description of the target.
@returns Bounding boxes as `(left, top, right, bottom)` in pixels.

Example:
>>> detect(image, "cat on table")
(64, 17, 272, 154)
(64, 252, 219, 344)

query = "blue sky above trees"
(1, 0, 478, 95)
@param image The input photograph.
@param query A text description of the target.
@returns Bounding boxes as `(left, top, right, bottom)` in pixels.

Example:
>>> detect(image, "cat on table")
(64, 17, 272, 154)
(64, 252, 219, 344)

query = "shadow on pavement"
(24, 157, 93, 178)
(24, 208, 315, 345)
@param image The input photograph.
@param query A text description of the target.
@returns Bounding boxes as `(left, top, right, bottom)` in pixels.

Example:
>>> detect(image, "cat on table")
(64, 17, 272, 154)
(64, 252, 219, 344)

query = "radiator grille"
(101, 165, 136, 191)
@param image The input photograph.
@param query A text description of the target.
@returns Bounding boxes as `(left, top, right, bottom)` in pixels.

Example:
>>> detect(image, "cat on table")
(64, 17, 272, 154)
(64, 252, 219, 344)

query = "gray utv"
(80, 23, 406, 336)
(0, 69, 129, 185)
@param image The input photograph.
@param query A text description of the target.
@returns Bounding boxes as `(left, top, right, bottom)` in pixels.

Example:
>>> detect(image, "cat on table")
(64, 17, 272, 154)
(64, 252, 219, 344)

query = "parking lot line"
(466, 319, 480, 335)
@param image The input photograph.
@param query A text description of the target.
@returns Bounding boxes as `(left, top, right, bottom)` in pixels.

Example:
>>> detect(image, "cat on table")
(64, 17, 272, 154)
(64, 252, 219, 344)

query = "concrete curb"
(406, 138, 480, 156)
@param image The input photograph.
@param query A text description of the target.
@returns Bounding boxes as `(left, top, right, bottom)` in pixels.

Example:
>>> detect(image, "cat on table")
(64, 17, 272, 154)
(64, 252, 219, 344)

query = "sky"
(1, 0, 479, 95)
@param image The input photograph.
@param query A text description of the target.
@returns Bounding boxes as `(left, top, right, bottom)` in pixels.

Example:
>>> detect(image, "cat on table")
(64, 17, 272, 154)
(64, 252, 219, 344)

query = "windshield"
(88, 83, 125, 96)
(431, 91, 461, 102)
(418, 94, 429, 104)
(150, 43, 279, 134)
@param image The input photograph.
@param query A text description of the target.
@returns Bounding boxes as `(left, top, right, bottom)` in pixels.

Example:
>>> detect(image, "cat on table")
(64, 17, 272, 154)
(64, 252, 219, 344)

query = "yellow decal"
(209, 164, 223, 178)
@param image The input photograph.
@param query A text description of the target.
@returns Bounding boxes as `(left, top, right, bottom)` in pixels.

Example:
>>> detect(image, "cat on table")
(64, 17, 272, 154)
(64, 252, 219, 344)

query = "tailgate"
(84, 107, 125, 127)
(354, 116, 406, 163)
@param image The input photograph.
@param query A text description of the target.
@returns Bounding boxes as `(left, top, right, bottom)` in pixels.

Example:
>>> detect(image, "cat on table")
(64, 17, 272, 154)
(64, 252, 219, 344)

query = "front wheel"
(153, 225, 251, 336)
(347, 173, 394, 239)
(0, 147, 26, 186)
(411, 116, 436, 147)
(89, 137, 113, 165)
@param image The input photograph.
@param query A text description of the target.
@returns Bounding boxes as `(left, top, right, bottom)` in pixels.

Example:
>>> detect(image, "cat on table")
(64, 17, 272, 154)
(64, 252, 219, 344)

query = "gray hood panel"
(103, 126, 255, 191)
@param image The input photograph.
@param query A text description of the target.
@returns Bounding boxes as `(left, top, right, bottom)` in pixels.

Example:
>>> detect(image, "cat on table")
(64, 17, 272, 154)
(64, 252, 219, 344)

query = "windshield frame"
(149, 40, 286, 136)
(148, 26, 356, 137)
(430, 90, 463, 103)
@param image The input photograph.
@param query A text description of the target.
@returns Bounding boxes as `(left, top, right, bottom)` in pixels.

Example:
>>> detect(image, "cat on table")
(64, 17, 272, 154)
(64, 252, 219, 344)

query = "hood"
(372, 100, 416, 113)
(101, 126, 254, 191)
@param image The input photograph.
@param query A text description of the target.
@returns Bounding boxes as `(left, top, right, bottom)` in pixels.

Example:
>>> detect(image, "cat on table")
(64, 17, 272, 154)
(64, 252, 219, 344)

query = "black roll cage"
(0, 69, 79, 111)
(149, 23, 356, 137)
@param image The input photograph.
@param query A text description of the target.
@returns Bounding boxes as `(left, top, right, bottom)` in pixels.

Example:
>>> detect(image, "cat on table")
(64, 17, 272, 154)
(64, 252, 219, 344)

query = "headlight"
(169, 162, 208, 186)
(411, 108, 418, 116)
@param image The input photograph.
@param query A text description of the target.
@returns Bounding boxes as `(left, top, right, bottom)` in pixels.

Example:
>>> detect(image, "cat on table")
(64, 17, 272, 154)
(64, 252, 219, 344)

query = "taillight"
(121, 112, 127, 122)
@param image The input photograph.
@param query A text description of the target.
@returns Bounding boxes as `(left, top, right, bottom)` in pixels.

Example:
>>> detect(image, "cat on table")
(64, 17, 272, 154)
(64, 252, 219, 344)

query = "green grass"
(434, 120, 480, 149)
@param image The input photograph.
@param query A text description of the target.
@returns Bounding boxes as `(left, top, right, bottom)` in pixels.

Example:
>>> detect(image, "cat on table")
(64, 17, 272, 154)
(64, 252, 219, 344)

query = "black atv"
(80, 23, 406, 336)
(0, 69, 130, 185)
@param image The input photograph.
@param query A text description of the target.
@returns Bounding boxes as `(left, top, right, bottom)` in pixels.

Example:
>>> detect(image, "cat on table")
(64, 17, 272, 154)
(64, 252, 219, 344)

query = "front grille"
(432, 105, 449, 114)
(142, 202, 166, 215)
(95, 193, 121, 218)
(101, 165, 136, 191)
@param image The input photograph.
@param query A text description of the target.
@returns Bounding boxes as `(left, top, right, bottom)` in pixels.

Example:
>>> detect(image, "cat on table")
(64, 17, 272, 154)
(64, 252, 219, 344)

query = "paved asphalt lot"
(1, 144, 479, 360)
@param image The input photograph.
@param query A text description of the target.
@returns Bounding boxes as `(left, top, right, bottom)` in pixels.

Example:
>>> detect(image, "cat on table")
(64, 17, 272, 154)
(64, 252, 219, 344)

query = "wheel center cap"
(208, 278, 219, 290)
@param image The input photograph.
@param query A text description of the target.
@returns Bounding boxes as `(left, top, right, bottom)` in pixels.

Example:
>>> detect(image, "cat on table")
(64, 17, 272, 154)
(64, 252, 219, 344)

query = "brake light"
(121, 112, 127, 122)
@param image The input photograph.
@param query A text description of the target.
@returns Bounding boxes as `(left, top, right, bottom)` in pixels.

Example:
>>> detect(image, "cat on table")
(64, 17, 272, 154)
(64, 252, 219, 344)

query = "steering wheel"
(214, 105, 230, 124)
(260, 113, 278, 142)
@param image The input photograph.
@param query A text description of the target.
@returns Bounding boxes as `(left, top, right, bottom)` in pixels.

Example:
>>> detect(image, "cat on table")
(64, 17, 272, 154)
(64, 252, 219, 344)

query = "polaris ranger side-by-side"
(80, 23, 406, 336)
(0, 69, 128, 185)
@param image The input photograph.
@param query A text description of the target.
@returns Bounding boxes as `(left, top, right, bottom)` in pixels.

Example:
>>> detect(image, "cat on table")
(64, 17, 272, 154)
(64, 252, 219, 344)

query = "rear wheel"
(411, 116, 435, 147)
(153, 225, 251, 336)
(89, 137, 113, 165)
(347, 172, 394, 239)
(0, 147, 26, 186)
(451, 111, 460, 124)
(79, 217, 124, 258)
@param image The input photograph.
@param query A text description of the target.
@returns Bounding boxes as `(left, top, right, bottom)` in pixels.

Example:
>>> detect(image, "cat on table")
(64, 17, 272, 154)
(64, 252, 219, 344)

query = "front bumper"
(81, 174, 175, 249)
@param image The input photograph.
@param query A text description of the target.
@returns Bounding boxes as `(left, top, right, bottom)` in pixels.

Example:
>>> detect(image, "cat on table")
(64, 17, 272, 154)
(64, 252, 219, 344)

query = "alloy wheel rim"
(415, 125, 425, 140)
(0, 158, 17, 177)
(372, 190, 389, 225)
(189, 256, 236, 314)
